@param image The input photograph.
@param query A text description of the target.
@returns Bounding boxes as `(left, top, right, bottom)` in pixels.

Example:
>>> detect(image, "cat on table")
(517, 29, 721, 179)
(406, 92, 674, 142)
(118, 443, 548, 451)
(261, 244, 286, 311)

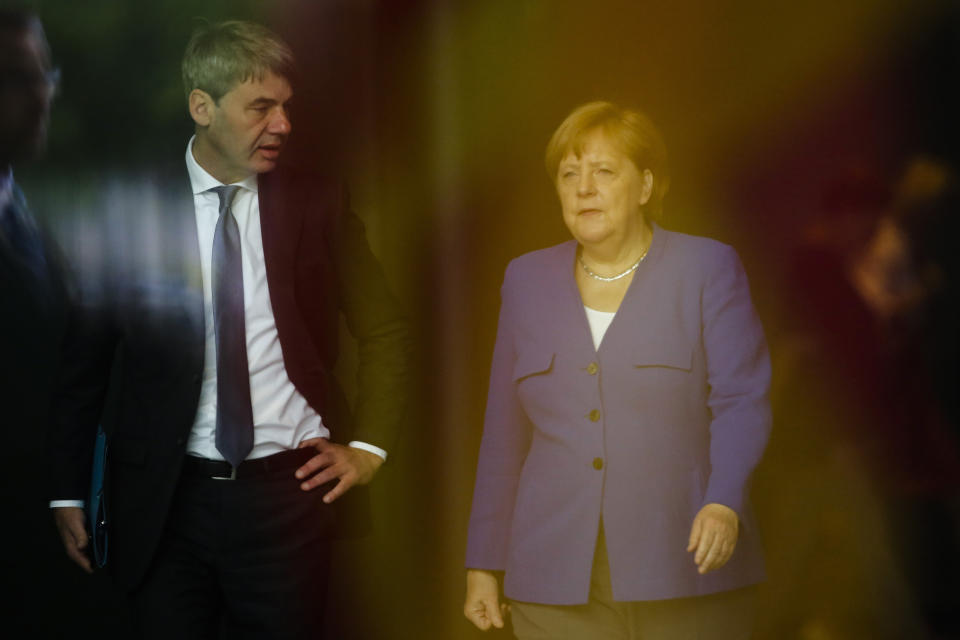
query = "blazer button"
(586, 362, 599, 375)
(588, 409, 601, 422)
(191, 373, 201, 384)
(592, 457, 604, 470)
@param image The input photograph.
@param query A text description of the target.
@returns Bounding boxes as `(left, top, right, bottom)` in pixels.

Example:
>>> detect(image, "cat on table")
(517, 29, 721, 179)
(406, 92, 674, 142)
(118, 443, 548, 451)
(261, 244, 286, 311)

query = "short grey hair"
(181, 19, 295, 103)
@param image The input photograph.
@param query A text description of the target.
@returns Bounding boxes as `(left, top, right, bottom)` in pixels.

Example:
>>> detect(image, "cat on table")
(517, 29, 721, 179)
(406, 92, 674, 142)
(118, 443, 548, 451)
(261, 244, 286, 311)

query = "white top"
(584, 305, 616, 351)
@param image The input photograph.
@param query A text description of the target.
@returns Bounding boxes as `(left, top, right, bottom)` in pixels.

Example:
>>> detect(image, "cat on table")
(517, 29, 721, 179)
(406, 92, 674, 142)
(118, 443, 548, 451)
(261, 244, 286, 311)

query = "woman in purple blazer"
(464, 102, 771, 639)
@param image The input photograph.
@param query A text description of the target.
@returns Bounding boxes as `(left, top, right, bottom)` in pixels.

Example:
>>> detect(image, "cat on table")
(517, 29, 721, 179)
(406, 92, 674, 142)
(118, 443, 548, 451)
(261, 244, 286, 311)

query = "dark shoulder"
(259, 162, 344, 206)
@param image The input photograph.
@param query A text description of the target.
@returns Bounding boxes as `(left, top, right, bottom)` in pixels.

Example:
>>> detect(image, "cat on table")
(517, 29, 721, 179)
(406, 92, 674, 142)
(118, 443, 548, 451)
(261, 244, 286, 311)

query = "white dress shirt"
(184, 137, 386, 462)
(49, 139, 385, 508)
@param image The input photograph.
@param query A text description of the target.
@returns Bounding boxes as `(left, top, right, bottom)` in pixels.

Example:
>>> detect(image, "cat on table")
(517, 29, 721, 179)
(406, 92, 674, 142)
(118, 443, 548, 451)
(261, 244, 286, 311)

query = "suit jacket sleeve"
(700, 244, 771, 517)
(465, 261, 533, 570)
(46, 280, 119, 501)
(328, 183, 411, 452)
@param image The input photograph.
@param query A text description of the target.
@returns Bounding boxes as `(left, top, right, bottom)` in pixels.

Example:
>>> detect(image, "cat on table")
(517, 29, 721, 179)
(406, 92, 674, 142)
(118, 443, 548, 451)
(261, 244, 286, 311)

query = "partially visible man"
(48, 20, 409, 639)
(0, 9, 61, 440)
(0, 8, 85, 634)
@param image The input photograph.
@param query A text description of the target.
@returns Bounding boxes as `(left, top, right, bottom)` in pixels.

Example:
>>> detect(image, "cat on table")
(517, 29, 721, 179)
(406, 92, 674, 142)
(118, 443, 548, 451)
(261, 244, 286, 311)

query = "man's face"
(192, 71, 292, 183)
(0, 25, 54, 166)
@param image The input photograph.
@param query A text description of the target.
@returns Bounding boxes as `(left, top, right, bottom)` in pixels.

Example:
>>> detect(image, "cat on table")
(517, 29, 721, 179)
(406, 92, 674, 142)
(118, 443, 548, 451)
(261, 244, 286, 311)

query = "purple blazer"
(466, 226, 771, 605)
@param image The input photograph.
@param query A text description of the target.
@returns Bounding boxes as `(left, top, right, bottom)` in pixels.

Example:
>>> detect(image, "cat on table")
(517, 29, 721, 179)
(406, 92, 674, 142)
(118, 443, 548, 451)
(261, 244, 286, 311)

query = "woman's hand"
(687, 503, 739, 574)
(464, 569, 509, 631)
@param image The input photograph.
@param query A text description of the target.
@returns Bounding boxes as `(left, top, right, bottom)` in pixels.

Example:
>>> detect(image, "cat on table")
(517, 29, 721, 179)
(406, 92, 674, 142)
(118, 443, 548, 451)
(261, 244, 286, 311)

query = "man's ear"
(188, 89, 215, 127)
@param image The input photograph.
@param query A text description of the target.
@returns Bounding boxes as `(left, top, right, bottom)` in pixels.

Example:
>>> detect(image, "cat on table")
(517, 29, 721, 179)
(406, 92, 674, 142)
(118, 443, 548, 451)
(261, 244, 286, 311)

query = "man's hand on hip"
(295, 438, 383, 503)
(52, 506, 92, 574)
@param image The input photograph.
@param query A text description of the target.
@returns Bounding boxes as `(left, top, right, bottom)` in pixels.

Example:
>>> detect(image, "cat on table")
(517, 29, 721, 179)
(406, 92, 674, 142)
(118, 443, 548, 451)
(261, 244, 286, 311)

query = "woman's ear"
(639, 169, 654, 206)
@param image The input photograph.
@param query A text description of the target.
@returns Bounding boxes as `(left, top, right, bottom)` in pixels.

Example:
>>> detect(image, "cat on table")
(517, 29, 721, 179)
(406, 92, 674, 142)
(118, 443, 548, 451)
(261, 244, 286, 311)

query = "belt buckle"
(212, 465, 237, 481)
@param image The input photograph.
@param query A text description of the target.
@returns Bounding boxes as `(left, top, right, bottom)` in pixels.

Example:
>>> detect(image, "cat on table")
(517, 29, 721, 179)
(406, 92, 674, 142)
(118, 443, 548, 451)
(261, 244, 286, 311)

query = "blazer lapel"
(554, 240, 602, 358)
(596, 224, 670, 358)
(563, 224, 669, 358)
(258, 168, 305, 284)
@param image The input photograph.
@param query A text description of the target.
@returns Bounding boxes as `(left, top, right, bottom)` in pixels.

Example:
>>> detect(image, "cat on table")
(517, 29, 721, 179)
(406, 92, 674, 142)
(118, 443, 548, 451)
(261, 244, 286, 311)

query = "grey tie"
(210, 185, 254, 467)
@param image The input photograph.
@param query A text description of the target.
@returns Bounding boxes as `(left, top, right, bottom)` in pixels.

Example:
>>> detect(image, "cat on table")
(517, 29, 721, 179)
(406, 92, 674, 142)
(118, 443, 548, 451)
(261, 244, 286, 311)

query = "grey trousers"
(510, 524, 757, 640)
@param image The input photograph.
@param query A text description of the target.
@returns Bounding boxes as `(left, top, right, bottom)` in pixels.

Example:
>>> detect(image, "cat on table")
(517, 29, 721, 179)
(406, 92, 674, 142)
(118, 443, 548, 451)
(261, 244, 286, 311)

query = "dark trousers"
(131, 452, 336, 640)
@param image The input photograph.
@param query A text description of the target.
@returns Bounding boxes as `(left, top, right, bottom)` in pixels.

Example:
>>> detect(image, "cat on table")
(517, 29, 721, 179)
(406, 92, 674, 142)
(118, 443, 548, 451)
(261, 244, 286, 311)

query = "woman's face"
(556, 129, 653, 247)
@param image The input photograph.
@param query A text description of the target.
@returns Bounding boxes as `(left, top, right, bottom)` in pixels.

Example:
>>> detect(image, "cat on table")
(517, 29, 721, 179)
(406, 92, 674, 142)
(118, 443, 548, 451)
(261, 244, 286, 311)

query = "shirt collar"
(185, 135, 259, 196)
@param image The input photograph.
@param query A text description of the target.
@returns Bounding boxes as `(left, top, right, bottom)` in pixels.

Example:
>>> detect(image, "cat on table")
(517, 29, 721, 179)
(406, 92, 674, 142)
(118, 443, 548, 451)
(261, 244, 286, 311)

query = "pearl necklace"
(578, 246, 650, 282)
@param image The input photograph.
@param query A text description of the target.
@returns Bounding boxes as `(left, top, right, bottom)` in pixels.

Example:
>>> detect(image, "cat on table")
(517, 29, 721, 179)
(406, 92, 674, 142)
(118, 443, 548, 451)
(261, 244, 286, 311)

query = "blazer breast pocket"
(512, 344, 557, 418)
(512, 345, 555, 382)
(630, 339, 697, 409)
(632, 338, 693, 372)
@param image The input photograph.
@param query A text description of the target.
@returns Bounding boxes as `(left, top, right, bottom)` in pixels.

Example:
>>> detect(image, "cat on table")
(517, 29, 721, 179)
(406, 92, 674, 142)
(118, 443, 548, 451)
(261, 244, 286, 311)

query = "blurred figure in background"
(0, 8, 79, 635)
(0, 9, 62, 433)
(850, 158, 960, 639)
(754, 157, 960, 639)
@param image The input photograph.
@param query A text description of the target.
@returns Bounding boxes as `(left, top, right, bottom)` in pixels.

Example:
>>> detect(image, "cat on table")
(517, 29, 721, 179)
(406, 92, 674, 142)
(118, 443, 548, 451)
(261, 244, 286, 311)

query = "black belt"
(182, 448, 314, 481)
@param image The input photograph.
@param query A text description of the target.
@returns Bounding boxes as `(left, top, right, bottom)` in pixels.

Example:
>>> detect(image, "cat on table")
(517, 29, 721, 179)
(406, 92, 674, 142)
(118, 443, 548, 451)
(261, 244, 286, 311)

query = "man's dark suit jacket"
(3, 184, 68, 530)
(47, 163, 410, 591)
(0, 185, 124, 637)
(1, 184, 67, 460)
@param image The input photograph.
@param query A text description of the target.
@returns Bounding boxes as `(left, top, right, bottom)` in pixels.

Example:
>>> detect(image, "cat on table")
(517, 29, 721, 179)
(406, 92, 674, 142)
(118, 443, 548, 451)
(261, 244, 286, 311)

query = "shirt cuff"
(50, 500, 85, 509)
(348, 440, 387, 461)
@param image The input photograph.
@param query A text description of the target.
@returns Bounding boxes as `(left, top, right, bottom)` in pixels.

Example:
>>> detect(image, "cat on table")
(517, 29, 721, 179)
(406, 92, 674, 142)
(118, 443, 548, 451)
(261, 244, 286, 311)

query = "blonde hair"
(545, 101, 670, 219)
(181, 20, 294, 103)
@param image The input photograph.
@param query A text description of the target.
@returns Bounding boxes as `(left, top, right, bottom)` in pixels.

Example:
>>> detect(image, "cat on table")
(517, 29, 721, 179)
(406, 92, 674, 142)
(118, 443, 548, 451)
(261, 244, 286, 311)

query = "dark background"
(7, 0, 959, 637)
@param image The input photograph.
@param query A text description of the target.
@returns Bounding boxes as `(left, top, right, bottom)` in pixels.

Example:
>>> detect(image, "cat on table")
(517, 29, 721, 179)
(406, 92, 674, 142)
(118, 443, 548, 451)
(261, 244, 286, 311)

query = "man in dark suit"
(48, 20, 409, 638)
(0, 10, 61, 443)
(0, 9, 86, 634)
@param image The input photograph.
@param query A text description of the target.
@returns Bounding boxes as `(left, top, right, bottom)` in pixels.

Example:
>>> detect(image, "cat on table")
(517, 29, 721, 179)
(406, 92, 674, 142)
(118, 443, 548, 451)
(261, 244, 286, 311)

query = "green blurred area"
(39, 0, 268, 168)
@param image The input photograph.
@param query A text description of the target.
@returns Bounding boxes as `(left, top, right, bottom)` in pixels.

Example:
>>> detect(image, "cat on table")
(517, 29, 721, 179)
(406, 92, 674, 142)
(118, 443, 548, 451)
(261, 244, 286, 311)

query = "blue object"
(86, 426, 108, 568)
